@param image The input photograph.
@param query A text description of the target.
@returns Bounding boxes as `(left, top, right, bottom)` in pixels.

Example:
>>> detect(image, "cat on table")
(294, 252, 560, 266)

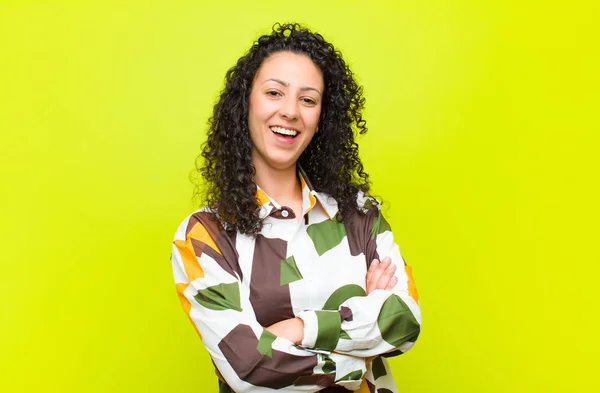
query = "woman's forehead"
(254, 51, 324, 89)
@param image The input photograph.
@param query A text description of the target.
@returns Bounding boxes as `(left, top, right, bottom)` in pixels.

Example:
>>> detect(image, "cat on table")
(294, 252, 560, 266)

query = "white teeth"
(270, 126, 298, 136)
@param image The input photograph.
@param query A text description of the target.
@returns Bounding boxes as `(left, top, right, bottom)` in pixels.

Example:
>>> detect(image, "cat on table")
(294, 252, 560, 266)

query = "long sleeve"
(171, 211, 367, 392)
(297, 198, 422, 358)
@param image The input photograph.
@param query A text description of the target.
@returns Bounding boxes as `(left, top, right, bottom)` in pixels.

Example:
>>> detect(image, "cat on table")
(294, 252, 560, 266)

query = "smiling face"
(248, 51, 324, 174)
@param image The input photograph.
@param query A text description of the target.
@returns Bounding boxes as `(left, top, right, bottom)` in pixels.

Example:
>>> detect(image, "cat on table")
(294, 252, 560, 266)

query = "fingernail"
(387, 263, 395, 270)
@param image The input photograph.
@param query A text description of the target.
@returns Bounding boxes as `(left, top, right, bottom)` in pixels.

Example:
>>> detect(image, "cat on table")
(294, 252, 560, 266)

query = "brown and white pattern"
(171, 169, 421, 392)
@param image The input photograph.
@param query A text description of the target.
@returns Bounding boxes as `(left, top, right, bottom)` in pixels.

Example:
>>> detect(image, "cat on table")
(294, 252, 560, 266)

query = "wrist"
(293, 317, 305, 344)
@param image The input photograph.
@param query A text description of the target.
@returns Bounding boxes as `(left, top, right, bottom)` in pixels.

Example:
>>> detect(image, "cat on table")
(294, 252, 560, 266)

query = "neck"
(253, 162, 301, 206)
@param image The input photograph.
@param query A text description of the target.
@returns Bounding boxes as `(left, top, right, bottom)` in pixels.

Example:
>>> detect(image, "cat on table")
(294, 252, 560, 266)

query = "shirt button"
(281, 210, 289, 218)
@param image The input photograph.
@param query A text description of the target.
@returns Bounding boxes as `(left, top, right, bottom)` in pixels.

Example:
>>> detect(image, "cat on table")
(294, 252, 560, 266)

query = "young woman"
(171, 23, 421, 393)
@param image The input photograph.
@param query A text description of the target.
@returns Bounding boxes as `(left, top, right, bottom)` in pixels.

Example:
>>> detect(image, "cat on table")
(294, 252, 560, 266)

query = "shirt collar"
(256, 166, 338, 221)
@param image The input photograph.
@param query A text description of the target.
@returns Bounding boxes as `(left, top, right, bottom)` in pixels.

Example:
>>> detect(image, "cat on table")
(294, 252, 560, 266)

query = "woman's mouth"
(270, 126, 299, 139)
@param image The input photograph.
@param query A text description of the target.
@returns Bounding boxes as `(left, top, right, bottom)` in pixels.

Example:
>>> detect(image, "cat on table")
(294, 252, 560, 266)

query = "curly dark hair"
(195, 22, 372, 235)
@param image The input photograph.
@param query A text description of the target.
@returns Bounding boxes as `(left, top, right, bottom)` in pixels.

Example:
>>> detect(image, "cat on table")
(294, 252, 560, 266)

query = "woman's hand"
(265, 317, 305, 345)
(366, 256, 397, 295)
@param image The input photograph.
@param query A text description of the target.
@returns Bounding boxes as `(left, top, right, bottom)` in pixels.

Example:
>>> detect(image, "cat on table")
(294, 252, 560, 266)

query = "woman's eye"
(302, 98, 317, 105)
(266, 90, 281, 97)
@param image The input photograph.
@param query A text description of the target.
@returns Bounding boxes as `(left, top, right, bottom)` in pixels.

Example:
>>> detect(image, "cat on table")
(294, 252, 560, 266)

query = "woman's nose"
(279, 96, 299, 119)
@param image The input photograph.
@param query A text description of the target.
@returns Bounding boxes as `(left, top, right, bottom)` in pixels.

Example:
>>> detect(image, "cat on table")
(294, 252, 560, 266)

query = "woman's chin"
(251, 147, 302, 172)
(264, 156, 300, 171)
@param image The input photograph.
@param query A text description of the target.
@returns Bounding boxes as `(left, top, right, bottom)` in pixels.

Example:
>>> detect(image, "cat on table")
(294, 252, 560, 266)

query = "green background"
(1, 0, 598, 392)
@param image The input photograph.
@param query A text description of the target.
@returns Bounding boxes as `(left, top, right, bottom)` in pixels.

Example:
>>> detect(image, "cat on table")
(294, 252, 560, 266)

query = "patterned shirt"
(171, 169, 422, 393)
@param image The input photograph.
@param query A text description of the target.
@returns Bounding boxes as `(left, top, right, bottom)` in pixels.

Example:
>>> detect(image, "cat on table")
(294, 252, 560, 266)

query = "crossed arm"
(266, 256, 399, 344)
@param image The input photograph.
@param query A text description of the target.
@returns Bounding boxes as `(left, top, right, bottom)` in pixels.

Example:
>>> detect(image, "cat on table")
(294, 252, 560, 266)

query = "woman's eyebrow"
(263, 78, 322, 95)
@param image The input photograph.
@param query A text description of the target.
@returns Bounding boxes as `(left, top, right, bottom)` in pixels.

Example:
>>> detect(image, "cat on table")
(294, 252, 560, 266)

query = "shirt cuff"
(297, 310, 342, 351)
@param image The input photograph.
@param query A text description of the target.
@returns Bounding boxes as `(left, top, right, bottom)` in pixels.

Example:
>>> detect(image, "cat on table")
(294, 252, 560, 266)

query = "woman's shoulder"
(313, 189, 381, 215)
(355, 190, 382, 214)
(172, 206, 223, 240)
